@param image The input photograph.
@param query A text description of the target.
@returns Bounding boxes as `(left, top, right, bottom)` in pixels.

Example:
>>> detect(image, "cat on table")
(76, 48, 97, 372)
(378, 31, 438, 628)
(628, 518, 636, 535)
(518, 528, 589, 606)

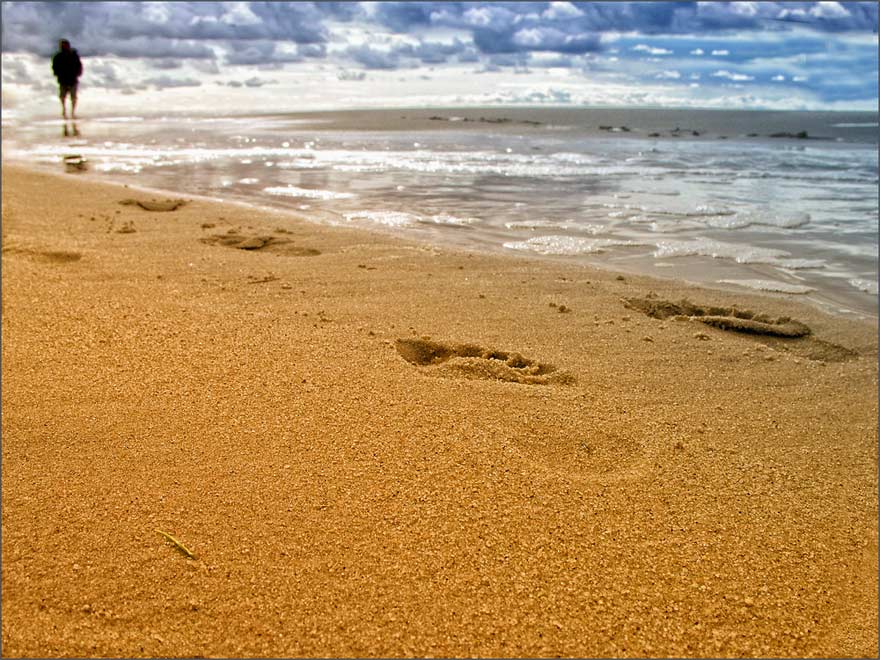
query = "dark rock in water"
(63, 155, 87, 172)
(466, 116, 539, 126)
(769, 131, 809, 139)
(648, 132, 661, 137)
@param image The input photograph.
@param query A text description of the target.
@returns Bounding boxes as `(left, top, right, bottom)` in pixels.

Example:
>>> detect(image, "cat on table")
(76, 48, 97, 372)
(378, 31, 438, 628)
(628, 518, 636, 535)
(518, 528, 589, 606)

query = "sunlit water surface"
(4, 108, 877, 318)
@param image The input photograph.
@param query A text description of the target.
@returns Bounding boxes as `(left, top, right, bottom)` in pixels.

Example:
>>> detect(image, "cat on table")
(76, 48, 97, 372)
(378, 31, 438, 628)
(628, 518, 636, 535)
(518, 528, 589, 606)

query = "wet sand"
(2, 165, 877, 657)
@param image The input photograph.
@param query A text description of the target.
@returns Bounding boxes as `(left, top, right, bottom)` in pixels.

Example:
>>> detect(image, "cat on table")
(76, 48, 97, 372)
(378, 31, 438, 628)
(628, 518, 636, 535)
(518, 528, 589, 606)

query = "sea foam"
(849, 278, 879, 295)
(504, 220, 603, 233)
(504, 235, 641, 255)
(707, 212, 810, 230)
(343, 211, 421, 227)
(419, 214, 480, 226)
(264, 186, 354, 200)
(654, 239, 825, 269)
(718, 279, 815, 294)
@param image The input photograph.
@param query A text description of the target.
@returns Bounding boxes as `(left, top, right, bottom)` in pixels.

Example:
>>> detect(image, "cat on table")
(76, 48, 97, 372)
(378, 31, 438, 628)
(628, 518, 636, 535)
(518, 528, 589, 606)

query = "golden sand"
(2, 165, 877, 657)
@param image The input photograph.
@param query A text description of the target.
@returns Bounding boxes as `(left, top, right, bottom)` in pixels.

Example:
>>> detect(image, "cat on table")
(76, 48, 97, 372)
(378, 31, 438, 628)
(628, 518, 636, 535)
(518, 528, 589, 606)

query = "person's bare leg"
(70, 90, 77, 120)
(60, 89, 68, 119)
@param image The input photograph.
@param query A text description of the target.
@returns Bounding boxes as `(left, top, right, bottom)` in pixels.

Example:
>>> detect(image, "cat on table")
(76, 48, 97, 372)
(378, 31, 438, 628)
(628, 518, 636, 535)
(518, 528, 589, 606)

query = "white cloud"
(777, 8, 808, 20)
(633, 44, 672, 56)
(141, 2, 171, 24)
(0, 1, 875, 116)
(711, 70, 754, 81)
(337, 69, 367, 81)
(1, 57, 36, 86)
(730, 2, 759, 17)
(192, 59, 220, 75)
(809, 2, 851, 19)
(243, 76, 274, 87)
(149, 59, 182, 70)
(462, 6, 515, 30)
(542, 2, 583, 20)
(142, 75, 202, 89)
(514, 28, 550, 48)
(220, 2, 261, 26)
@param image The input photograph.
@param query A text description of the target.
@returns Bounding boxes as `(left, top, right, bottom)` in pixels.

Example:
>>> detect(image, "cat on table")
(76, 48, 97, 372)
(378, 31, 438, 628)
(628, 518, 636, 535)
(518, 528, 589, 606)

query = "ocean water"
(3, 107, 877, 318)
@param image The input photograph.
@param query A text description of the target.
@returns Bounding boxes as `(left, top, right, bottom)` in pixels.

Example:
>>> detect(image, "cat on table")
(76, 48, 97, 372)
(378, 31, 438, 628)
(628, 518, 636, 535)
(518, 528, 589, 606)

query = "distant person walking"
(52, 39, 82, 119)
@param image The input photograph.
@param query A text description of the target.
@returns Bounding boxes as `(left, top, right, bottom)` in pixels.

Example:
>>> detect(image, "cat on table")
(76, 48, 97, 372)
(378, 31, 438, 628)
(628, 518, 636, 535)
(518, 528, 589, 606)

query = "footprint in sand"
(200, 232, 321, 257)
(395, 337, 575, 385)
(119, 198, 187, 212)
(2, 245, 82, 263)
(623, 294, 857, 362)
(622, 295, 810, 337)
(518, 428, 651, 484)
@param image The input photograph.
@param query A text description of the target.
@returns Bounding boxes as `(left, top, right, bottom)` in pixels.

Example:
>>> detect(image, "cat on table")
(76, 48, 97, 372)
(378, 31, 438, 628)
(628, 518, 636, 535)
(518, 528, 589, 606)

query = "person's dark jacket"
(52, 49, 83, 86)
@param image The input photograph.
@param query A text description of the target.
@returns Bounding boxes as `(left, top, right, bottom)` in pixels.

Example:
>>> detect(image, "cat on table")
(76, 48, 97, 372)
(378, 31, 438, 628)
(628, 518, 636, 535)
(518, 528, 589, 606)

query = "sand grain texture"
(2, 166, 877, 658)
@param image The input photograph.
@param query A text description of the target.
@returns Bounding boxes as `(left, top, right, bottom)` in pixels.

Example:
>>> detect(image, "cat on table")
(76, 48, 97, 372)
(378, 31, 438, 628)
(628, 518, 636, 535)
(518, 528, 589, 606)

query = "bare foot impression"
(119, 198, 187, 212)
(200, 232, 321, 256)
(395, 337, 576, 385)
(518, 428, 651, 485)
(623, 294, 856, 361)
(622, 295, 810, 337)
(2, 245, 82, 263)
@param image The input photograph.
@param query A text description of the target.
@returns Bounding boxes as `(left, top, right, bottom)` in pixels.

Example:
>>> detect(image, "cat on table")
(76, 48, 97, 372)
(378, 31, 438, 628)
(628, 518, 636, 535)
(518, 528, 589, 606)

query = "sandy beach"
(2, 164, 877, 657)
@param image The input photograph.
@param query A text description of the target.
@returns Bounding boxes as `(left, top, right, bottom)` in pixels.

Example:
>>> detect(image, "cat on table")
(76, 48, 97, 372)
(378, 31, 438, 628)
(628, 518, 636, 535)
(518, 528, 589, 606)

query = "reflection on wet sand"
(61, 122, 86, 171)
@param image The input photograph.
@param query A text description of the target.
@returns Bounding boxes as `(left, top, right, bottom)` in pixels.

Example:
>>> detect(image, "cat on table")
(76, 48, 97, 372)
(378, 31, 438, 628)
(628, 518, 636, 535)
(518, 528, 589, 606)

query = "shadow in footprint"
(623, 295, 810, 337)
(119, 198, 187, 212)
(396, 337, 575, 385)
(623, 294, 857, 362)
(2, 246, 82, 263)
(201, 233, 320, 257)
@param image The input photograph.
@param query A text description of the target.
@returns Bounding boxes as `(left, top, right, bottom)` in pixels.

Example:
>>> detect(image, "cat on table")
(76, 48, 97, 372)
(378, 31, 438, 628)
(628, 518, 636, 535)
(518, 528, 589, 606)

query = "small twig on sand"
(155, 529, 196, 559)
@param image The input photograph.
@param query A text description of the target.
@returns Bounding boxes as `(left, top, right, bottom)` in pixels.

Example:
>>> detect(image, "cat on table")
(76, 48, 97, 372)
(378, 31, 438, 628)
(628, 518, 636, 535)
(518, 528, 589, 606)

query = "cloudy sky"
(2, 1, 877, 117)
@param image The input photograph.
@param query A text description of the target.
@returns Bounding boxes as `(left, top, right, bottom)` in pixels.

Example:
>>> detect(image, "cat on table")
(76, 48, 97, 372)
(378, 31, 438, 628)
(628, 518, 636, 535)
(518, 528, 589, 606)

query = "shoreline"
(8, 155, 879, 323)
(4, 104, 875, 323)
(8, 105, 879, 138)
(2, 164, 877, 657)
